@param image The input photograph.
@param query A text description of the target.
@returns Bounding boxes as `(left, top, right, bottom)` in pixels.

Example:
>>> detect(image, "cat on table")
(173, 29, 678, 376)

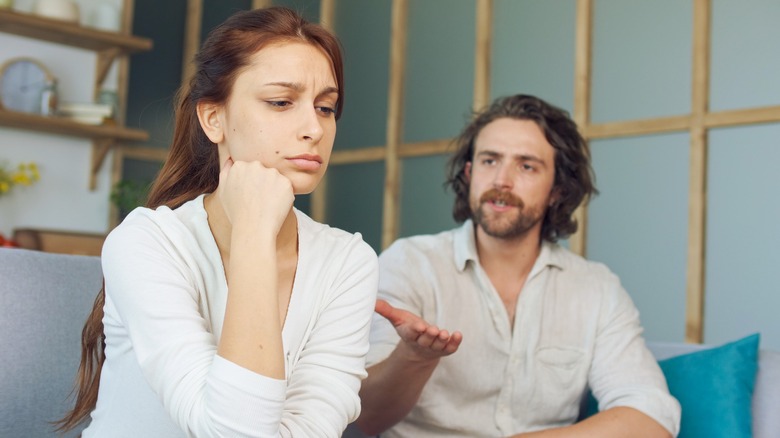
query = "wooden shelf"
(0, 108, 148, 141)
(0, 6, 153, 191)
(0, 109, 149, 189)
(0, 9, 152, 53)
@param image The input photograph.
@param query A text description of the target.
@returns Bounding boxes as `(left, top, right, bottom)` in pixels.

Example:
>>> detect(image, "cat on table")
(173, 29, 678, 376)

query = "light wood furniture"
(13, 228, 105, 256)
(0, 6, 152, 189)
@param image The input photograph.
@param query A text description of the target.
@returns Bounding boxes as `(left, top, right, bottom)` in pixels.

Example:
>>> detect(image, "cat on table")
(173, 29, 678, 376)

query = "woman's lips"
(287, 155, 323, 171)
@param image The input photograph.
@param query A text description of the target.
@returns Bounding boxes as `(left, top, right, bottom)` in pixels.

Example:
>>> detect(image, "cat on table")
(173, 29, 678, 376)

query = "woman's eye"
(267, 100, 291, 109)
(317, 105, 336, 116)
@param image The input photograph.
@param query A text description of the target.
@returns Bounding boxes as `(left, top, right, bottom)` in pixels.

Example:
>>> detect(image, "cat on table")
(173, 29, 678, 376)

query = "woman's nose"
(299, 107, 324, 143)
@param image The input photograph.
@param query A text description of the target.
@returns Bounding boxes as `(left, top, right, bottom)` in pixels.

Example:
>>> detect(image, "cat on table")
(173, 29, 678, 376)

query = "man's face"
(465, 118, 557, 240)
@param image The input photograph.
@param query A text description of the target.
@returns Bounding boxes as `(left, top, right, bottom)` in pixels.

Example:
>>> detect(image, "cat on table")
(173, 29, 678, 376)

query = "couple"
(57, 6, 679, 438)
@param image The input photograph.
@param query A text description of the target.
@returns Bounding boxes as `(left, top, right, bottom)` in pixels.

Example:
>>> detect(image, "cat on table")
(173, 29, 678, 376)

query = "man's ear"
(549, 187, 562, 207)
(464, 162, 472, 182)
(196, 101, 224, 144)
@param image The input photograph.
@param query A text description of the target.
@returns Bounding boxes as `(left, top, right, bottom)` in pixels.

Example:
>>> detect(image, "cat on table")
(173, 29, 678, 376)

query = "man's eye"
(481, 159, 495, 165)
(522, 163, 535, 171)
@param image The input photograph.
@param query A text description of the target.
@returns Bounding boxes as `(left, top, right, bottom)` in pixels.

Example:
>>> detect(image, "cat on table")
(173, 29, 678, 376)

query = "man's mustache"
(479, 188, 523, 208)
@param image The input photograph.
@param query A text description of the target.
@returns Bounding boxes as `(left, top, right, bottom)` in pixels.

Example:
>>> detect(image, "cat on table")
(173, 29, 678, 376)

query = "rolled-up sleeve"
(588, 276, 682, 436)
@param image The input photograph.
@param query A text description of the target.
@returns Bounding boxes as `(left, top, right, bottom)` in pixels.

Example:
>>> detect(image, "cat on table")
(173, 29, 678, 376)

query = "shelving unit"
(0, 6, 152, 189)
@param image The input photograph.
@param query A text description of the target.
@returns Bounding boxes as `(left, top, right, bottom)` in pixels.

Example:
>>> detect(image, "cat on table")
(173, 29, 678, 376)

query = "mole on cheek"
(275, 150, 280, 155)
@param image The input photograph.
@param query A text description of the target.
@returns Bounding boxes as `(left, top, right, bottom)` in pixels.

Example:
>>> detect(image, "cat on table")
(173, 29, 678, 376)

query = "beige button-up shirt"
(367, 220, 680, 437)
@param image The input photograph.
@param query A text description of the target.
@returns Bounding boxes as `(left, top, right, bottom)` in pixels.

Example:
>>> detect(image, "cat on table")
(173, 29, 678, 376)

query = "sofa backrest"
(648, 341, 780, 438)
(0, 248, 102, 437)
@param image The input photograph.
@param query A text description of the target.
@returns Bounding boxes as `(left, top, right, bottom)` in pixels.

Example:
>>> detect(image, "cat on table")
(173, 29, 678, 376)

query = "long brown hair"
(445, 94, 597, 242)
(56, 6, 345, 431)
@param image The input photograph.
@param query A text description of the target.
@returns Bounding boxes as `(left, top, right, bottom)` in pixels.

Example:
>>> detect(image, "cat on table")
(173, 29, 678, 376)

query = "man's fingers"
(374, 299, 400, 324)
(444, 331, 463, 354)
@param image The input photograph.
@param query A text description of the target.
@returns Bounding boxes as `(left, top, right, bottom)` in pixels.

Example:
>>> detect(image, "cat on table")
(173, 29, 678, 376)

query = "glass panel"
(403, 0, 475, 143)
(272, 0, 320, 23)
(324, 162, 385, 253)
(588, 133, 689, 342)
(492, 0, 576, 112)
(128, 0, 187, 149)
(201, 0, 252, 41)
(710, 0, 780, 111)
(398, 154, 457, 238)
(591, 0, 691, 122)
(705, 124, 780, 350)
(332, 0, 391, 150)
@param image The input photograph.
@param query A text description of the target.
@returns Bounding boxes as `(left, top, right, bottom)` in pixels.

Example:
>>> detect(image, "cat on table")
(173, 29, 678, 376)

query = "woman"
(57, 7, 378, 437)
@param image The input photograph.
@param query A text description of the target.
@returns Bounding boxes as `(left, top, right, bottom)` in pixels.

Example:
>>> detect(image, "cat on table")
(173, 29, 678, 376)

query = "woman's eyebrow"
(263, 82, 339, 97)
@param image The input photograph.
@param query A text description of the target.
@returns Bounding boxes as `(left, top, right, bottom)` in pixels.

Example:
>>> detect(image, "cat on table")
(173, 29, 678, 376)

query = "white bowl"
(33, 0, 80, 23)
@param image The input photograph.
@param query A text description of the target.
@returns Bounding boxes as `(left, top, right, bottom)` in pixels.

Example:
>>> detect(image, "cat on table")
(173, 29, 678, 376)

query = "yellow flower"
(0, 161, 40, 197)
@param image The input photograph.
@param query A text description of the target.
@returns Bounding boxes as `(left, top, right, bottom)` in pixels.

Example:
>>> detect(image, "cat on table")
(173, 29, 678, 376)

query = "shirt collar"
(453, 219, 565, 273)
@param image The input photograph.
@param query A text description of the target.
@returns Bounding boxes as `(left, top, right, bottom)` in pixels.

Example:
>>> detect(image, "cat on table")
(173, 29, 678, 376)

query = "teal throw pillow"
(584, 333, 760, 438)
(661, 333, 759, 438)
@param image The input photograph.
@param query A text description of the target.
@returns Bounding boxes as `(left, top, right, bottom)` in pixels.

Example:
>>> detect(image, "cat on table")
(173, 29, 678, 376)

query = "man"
(356, 95, 680, 437)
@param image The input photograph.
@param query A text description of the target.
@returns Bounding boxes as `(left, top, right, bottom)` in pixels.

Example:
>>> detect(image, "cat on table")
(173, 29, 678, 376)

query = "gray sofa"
(0, 247, 101, 437)
(1, 247, 778, 437)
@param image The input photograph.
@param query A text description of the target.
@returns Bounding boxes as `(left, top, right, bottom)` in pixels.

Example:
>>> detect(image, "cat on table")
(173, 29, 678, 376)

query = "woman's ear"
(196, 101, 224, 144)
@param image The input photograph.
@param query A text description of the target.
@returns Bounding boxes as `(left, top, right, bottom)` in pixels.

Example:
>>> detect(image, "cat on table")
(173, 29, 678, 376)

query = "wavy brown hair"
(445, 94, 597, 242)
(55, 6, 345, 432)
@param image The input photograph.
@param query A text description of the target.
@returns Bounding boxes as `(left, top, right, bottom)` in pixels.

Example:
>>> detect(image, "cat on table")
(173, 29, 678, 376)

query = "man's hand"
(375, 299, 463, 361)
(357, 300, 463, 435)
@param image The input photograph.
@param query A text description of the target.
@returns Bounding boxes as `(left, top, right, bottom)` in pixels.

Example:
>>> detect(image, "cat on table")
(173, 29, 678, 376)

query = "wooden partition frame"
(320, 0, 780, 344)
(161, 1, 779, 343)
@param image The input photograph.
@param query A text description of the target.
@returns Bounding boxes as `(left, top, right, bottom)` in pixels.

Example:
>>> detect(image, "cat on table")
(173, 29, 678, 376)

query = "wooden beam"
(181, 0, 202, 86)
(94, 48, 120, 94)
(704, 105, 780, 128)
(570, 0, 594, 257)
(331, 146, 386, 165)
(117, 145, 169, 162)
(685, 0, 711, 344)
(251, 0, 273, 9)
(399, 138, 453, 158)
(329, 138, 454, 167)
(585, 114, 691, 139)
(381, 0, 408, 249)
(310, 0, 338, 223)
(114, 0, 136, 126)
(473, 0, 492, 112)
(90, 138, 113, 190)
(0, 9, 152, 52)
(320, 0, 336, 31)
(109, 142, 124, 228)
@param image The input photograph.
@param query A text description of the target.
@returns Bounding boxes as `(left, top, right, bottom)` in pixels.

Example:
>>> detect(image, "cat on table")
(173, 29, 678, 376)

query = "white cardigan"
(83, 195, 378, 437)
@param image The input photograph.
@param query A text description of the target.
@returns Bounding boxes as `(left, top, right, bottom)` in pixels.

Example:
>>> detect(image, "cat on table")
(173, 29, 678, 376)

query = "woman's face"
(202, 41, 338, 195)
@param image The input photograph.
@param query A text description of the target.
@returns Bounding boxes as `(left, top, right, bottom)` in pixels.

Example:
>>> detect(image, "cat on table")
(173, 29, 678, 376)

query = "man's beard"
(470, 188, 545, 239)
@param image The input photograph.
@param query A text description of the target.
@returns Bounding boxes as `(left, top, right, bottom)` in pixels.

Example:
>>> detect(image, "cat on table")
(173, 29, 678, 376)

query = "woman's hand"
(217, 157, 294, 236)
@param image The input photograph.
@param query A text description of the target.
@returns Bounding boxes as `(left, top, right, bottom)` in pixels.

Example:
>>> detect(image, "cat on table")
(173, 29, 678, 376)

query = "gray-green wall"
(124, 1, 780, 351)
(327, 1, 780, 352)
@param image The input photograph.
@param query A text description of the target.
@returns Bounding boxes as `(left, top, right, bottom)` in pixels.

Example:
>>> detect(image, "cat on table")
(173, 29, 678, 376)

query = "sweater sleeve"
(278, 237, 379, 437)
(102, 214, 287, 437)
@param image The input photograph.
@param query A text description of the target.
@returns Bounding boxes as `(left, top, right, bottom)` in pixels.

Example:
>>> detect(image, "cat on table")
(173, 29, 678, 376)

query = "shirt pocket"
(536, 346, 585, 380)
(532, 346, 588, 419)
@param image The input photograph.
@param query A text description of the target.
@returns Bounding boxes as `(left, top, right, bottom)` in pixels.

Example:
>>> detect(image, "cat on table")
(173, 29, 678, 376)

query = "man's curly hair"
(445, 94, 597, 242)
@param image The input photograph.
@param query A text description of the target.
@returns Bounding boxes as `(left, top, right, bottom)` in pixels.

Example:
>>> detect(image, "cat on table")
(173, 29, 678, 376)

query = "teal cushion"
(585, 333, 760, 438)
(662, 333, 759, 437)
